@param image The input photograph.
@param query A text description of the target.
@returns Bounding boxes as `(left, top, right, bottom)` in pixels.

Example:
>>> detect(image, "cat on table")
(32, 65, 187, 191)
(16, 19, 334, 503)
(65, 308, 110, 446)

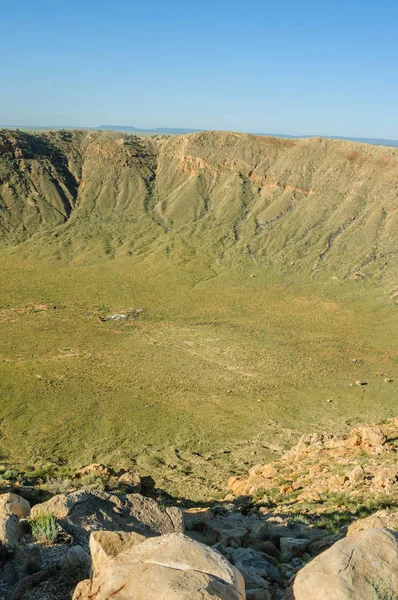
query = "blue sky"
(1, 0, 397, 138)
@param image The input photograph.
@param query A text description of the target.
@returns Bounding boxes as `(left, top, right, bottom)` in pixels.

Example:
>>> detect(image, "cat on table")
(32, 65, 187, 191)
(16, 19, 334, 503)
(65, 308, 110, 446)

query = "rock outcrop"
(0, 493, 30, 519)
(0, 514, 23, 547)
(73, 532, 246, 600)
(2, 420, 398, 599)
(347, 509, 398, 536)
(228, 419, 398, 506)
(0, 493, 30, 548)
(289, 528, 398, 600)
(30, 490, 184, 546)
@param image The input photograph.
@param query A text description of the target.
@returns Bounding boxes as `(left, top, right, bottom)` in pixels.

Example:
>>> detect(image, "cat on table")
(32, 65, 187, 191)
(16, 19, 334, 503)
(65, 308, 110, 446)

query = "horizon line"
(1, 124, 398, 146)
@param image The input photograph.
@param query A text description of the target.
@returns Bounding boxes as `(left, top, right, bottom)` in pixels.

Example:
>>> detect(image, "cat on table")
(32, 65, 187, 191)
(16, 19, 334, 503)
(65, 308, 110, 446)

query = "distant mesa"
(1, 124, 398, 146)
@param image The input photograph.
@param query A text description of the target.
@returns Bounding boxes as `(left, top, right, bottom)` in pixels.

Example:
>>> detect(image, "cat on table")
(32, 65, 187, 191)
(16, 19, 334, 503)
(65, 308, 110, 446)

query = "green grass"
(0, 129, 397, 501)
(279, 493, 398, 535)
(0, 248, 396, 499)
(29, 514, 58, 544)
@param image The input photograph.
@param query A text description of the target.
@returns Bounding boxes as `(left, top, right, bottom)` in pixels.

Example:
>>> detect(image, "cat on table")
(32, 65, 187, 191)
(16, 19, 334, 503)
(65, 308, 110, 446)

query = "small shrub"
(30, 514, 58, 544)
(267, 487, 285, 505)
(45, 477, 74, 495)
(315, 512, 353, 534)
(253, 487, 266, 500)
(371, 577, 398, 600)
(22, 464, 57, 484)
(3, 470, 18, 481)
(288, 513, 312, 526)
(76, 473, 107, 491)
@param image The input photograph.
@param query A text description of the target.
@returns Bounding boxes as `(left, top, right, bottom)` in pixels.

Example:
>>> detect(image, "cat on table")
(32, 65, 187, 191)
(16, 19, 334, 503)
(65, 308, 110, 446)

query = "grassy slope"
(0, 251, 396, 498)
(0, 130, 397, 498)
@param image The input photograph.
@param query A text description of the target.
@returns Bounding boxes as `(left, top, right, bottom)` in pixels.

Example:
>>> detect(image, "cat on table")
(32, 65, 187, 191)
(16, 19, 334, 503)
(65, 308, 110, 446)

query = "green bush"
(30, 514, 58, 544)
(371, 577, 398, 600)
(77, 473, 107, 491)
(45, 477, 74, 494)
(3, 470, 19, 481)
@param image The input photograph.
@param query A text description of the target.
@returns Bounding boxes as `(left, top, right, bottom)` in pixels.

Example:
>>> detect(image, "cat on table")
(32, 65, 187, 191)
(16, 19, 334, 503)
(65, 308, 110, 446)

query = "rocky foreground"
(0, 419, 397, 599)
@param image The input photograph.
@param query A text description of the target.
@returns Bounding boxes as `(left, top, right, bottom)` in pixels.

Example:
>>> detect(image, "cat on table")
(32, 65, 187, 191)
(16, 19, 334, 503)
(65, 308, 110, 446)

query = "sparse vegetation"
(29, 514, 58, 544)
(2, 469, 19, 481)
(45, 476, 74, 495)
(0, 130, 396, 500)
(371, 578, 398, 600)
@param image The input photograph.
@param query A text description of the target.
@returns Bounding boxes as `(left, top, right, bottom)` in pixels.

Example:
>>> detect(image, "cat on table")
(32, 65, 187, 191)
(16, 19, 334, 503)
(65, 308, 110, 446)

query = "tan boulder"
(295, 490, 321, 503)
(73, 533, 246, 600)
(349, 425, 387, 450)
(228, 476, 247, 496)
(228, 475, 273, 497)
(346, 465, 365, 484)
(285, 433, 334, 458)
(347, 432, 362, 447)
(90, 530, 146, 573)
(248, 464, 264, 477)
(360, 426, 386, 447)
(0, 515, 23, 546)
(182, 506, 214, 527)
(30, 490, 91, 519)
(117, 471, 141, 493)
(247, 479, 274, 496)
(372, 467, 398, 488)
(72, 579, 91, 600)
(74, 463, 113, 478)
(328, 474, 348, 489)
(261, 465, 278, 479)
(291, 528, 398, 599)
(0, 492, 30, 519)
(347, 510, 398, 536)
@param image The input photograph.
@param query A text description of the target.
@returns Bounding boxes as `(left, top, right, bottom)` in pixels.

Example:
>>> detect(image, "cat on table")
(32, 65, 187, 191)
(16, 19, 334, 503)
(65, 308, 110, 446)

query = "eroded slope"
(0, 129, 397, 286)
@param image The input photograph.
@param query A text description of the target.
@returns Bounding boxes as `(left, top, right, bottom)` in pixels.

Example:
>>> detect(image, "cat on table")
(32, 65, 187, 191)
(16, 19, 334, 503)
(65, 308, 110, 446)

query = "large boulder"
(0, 515, 23, 546)
(73, 532, 246, 599)
(90, 530, 146, 573)
(347, 510, 398, 536)
(348, 425, 387, 450)
(290, 528, 398, 600)
(31, 491, 183, 546)
(0, 493, 30, 519)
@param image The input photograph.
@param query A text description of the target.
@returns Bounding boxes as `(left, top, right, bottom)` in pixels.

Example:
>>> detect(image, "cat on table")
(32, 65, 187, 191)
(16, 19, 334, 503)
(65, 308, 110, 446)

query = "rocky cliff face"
(1, 129, 397, 286)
